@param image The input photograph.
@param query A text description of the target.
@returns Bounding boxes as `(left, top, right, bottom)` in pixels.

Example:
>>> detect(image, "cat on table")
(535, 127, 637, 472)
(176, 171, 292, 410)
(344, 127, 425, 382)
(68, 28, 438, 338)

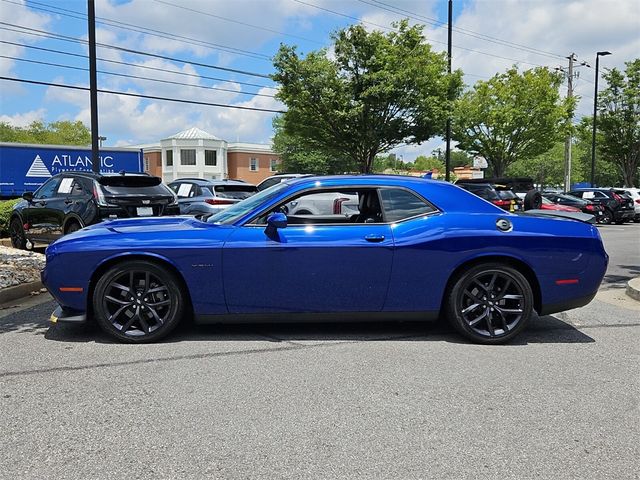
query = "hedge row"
(0, 199, 20, 237)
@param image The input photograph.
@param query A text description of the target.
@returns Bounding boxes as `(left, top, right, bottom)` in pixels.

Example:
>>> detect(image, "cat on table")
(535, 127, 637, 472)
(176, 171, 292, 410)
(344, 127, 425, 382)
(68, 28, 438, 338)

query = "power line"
(0, 37, 277, 91)
(0, 76, 285, 113)
(0, 55, 278, 98)
(290, 0, 546, 67)
(1, 21, 275, 80)
(359, 0, 564, 60)
(152, 0, 323, 46)
(4, 0, 272, 61)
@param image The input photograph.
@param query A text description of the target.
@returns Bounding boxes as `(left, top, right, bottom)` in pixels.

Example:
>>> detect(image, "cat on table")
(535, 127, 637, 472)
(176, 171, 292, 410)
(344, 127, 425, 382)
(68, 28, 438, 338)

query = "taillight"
(585, 204, 594, 211)
(612, 192, 623, 202)
(205, 198, 234, 205)
(333, 197, 350, 214)
(635, 199, 640, 204)
(92, 181, 109, 206)
(492, 199, 511, 207)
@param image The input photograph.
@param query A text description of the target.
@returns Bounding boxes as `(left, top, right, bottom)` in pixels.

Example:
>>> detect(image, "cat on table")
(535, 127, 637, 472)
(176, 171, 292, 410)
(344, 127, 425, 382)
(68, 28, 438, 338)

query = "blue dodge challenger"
(42, 175, 608, 344)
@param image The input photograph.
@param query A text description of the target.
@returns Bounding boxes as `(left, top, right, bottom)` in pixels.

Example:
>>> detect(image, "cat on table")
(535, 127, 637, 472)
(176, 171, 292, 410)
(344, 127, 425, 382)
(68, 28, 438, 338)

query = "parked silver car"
(168, 178, 257, 216)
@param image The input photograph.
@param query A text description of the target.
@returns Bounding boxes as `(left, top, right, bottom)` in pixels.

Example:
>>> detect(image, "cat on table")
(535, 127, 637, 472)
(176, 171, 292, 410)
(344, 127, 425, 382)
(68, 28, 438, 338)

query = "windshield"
(206, 182, 289, 224)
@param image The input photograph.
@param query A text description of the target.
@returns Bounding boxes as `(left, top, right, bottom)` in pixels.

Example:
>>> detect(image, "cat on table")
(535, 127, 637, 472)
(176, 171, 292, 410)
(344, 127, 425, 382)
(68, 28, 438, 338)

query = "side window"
(175, 183, 193, 198)
(70, 179, 85, 196)
(169, 183, 180, 193)
(379, 188, 436, 222)
(34, 178, 61, 199)
(254, 189, 372, 225)
(595, 192, 608, 199)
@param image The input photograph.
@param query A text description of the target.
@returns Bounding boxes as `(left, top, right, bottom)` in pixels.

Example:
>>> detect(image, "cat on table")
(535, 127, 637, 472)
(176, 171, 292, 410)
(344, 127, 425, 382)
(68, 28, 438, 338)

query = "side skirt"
(195, 311, 440, 325)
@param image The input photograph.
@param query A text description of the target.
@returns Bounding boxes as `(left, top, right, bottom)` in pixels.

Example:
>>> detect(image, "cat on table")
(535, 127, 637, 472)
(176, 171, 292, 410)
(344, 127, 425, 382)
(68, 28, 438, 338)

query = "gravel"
(0, 245, 45, 289)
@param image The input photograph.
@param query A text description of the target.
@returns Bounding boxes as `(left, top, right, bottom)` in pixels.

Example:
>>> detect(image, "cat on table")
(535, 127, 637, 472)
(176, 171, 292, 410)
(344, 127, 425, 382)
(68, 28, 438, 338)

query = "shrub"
(0, 198, 20, 237)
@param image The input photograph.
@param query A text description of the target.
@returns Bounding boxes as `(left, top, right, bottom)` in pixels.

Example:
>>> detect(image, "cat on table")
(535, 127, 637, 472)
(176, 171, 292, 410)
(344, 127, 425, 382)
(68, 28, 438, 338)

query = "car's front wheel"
(445, 263, 533, 344)
(93, 260, 185, 343)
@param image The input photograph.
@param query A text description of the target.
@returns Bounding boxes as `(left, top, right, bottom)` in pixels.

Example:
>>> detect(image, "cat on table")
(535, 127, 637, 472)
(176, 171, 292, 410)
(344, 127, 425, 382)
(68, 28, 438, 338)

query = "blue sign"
(0, 144, 143, 197)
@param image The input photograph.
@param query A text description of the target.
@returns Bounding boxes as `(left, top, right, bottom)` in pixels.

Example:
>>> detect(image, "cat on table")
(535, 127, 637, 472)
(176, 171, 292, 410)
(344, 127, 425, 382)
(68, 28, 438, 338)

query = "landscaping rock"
(0, 246, 45, 289)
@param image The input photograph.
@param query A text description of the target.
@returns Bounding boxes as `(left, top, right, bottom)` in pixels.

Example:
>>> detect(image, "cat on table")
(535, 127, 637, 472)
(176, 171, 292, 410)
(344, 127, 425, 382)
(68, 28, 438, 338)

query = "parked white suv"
(618, 188, 640, 222)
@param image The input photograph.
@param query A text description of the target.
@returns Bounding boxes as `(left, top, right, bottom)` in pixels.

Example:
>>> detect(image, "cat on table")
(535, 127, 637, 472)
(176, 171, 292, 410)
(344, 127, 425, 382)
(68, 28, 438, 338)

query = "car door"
(23, 177, 61, 242)
(222, 187, 394, 314)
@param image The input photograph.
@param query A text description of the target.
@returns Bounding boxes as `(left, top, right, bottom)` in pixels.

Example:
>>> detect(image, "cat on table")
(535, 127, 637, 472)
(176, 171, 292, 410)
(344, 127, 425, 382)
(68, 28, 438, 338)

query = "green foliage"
(272, 21, 462, 173)
(413, 155, 445, 172)
(507, 141, 584, 188)
(0, 199, 20, 237)
(272, 116, 355, 174)
(453, 67, 574, 177)
(0, 120, 91, 145)
(575, 118, 621, 186)
(596, 59, 640, 187)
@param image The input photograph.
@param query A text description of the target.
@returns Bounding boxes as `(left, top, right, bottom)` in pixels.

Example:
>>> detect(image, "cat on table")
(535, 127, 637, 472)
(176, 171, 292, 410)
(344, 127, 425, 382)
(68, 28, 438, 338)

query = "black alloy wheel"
(446, 263, 533, 344)
(9, 218, 27, 250)
(601, 209, 613, 225)
(65, 222, 81, 234)
(93, 260, 185, 343)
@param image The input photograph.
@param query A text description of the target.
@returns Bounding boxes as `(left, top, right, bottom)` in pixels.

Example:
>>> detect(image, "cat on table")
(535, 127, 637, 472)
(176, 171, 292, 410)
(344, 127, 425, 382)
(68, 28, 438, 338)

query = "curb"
(0, 238, 12, 247)
(0, 281, 44, 306)
(626, 277, 640, 302)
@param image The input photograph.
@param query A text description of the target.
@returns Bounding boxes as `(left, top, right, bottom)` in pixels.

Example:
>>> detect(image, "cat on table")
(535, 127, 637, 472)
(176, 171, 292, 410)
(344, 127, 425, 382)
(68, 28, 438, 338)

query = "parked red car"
(540, 197, 581, 212)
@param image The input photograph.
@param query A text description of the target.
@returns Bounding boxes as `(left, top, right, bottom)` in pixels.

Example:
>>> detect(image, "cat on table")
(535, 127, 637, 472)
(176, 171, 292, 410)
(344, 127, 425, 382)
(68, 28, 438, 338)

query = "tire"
(445, 263, 533, 344)
(9, 217, 27, 250)
(65, 221, 81, 235)
(93, 260, 185, 343)
(523, 190, 542, 211)
(601, 209, 613, 225)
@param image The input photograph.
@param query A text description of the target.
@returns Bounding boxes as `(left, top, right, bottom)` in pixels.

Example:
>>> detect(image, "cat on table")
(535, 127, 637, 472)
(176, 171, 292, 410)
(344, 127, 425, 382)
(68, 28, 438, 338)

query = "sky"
(0, 0, 638, 160)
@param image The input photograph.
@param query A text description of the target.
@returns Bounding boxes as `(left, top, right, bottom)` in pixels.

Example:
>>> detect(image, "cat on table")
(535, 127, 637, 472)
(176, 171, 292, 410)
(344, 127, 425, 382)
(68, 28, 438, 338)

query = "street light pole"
(87, 0, 100, 173)
(444, 0, 453, 182)
(590, 50, 611, 187)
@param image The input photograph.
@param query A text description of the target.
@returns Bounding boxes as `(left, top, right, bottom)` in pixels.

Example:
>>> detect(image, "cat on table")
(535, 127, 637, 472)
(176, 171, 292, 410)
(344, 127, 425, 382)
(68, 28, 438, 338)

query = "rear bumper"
(538, 291, 597, 316)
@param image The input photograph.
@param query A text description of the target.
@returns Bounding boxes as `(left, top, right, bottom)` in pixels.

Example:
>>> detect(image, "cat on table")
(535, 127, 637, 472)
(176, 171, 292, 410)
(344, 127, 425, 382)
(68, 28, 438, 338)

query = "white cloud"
(0, 108, 46, 127)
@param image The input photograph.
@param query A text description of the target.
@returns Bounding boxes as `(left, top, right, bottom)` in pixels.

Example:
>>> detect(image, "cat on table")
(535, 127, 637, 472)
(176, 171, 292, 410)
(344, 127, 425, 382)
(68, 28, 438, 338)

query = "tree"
(413, 155, 444, 172)
(272, 116, 355, 174)
(272, 21, 462, 173)
(507, 141, 586, 188)
(0, 120, 91, 145)
(452, 67, 574, 177)
(596, 59, 640, 187)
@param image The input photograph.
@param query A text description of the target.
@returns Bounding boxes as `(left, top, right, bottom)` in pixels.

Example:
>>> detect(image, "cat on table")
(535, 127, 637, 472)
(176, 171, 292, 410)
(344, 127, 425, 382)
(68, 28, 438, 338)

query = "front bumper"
(50, 305, 87, 324)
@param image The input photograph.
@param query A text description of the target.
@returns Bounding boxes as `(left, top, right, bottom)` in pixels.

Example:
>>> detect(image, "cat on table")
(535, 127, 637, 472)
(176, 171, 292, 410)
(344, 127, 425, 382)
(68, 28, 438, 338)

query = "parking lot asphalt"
(0, 222, 638, 479)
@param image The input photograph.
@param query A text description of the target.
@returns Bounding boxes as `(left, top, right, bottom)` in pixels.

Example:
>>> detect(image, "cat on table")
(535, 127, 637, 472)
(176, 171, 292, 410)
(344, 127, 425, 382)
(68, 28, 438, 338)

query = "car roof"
(53, 171, 150, 179)
(170, 178, 252, 186)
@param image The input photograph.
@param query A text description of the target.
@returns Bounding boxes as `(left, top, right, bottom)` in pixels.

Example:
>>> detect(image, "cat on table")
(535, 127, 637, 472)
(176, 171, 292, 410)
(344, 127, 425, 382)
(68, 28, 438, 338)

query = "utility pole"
(88, 0, 100, 173)
(556, 54, 589, 191)
(563, 53, 575, 192)
(444, 0, 453, 182)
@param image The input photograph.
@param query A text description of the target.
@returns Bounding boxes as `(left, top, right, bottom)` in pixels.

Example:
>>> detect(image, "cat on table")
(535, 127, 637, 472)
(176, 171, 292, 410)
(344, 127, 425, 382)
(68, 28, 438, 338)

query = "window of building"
(205, 150, 217, 166)
(180, 149, 196, 166)
(250, 157, 258, 172)
(166, 150, 173, 167)
(270, 159, 279, 172)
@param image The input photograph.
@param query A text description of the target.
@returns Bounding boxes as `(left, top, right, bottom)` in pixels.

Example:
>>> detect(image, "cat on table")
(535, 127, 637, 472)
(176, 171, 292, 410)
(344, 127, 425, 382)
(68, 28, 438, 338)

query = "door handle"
(64, 199, 74, 205)
(364, 234, 385, 243)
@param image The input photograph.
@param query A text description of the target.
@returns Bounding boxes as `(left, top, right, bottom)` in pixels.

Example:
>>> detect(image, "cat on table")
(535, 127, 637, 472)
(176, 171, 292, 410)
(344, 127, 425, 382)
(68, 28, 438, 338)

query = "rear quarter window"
(379, 188, 436, 222)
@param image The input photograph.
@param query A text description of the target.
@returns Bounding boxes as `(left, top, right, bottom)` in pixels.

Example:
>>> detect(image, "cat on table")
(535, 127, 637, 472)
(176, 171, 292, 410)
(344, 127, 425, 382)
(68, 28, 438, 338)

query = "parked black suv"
(456, 182, 522, 212)
(10, 172, 179, 249)
(566, 188, 635, 224)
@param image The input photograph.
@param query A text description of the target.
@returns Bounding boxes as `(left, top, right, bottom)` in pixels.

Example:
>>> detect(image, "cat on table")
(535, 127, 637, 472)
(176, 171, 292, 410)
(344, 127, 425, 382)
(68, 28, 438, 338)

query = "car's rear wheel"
(445, 263, 533, 344)
(601, 209, 613, 225)
(93, 260, 185, 343)
(9, 218, 27, 250)
(65, 221, 81, 235)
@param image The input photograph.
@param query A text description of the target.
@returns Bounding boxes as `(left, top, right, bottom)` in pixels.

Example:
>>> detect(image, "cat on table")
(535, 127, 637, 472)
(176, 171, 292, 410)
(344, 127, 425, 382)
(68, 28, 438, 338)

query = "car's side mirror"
(22, 192, 34, 202)
(266, 212, 287, 229)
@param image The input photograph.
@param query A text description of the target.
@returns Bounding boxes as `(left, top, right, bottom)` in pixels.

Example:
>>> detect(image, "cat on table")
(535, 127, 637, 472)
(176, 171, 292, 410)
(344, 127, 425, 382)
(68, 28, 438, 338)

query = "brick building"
(137, 127, 280, 184)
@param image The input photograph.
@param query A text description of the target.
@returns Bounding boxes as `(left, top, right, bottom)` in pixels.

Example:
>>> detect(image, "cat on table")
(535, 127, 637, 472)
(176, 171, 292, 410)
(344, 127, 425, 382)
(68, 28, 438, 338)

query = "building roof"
(227, 142, 274, 154)
(164, 127, 221, 141)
